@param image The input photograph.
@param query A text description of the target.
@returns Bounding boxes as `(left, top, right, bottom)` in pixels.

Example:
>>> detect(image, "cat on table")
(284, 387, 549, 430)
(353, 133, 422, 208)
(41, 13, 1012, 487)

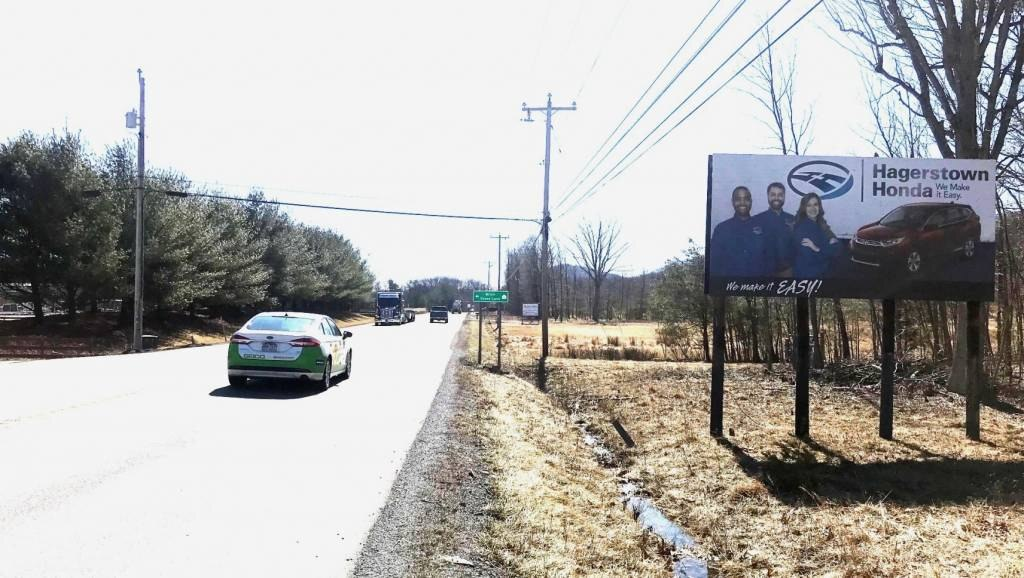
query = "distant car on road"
(851, 202, 981, 274)
(227, 312, 352, 390)
(429, 306, 449, 323)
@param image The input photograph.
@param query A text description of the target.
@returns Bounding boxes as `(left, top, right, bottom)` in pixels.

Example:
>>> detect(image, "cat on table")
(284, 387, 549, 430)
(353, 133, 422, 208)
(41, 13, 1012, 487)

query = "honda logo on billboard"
(787, 160, 854, 200)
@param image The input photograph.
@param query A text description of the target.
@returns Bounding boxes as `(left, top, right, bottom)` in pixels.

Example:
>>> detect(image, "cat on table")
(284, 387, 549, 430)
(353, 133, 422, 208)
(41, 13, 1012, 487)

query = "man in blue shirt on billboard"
(710, 186, 773, 277)
(752, 181, 795, 276)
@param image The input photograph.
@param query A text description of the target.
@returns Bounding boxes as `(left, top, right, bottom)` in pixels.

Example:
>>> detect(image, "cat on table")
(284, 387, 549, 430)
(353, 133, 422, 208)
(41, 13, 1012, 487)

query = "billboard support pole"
(966, 300, 982, 440)
(880, 299, 896, 439)
(710, 296, 726, 437)
(795, 297, 810, 438)
(497, 304, 503, 372)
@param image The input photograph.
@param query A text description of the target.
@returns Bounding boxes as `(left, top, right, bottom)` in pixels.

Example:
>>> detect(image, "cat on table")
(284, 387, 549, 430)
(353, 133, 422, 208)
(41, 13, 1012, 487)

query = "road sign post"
(474, 291, 509, 369)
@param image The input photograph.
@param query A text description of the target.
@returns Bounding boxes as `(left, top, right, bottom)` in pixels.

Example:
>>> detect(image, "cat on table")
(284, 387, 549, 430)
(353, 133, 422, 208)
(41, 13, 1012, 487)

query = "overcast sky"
(4, 0, 877, 286)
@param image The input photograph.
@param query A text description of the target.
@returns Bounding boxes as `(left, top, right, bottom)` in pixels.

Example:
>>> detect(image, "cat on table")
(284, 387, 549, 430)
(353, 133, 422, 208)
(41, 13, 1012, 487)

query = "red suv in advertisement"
(850, 202, 981, 274)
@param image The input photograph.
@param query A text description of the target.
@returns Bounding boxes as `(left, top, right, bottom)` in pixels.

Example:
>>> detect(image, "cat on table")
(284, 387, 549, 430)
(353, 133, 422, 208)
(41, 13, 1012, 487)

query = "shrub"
(623, 346, 657, 361)
(656, 321, 690, 347)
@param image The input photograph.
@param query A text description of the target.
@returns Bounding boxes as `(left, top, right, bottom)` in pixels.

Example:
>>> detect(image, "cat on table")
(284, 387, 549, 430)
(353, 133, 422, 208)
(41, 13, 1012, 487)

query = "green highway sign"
(473, 290, 509, 303)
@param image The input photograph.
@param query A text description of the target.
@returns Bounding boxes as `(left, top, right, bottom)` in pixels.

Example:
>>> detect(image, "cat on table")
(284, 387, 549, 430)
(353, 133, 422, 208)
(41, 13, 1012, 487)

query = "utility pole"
(492, 234, 509, 372)
(522, 94, 575, 362)
(491, 235, 509, 291)
(130, 69, 146, 353)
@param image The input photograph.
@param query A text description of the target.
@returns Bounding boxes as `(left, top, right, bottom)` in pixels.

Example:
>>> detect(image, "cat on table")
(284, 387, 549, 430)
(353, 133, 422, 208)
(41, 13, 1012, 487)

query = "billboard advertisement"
(704, 154, 997, 300)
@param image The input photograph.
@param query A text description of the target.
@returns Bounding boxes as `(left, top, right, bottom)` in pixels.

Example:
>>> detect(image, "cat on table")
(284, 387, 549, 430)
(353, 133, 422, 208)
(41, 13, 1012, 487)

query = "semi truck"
(375, 291, 415, 325)
(451, 299, 463, 314)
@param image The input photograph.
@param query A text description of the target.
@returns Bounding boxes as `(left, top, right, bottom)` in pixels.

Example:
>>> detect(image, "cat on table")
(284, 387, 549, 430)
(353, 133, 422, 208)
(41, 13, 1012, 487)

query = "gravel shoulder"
(352, 321, 507, 577)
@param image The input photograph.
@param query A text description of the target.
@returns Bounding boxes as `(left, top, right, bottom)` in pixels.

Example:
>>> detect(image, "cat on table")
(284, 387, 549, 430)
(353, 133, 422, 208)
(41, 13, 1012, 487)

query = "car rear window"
(432, 307, 447, 312)
(246, 316, 316, 332)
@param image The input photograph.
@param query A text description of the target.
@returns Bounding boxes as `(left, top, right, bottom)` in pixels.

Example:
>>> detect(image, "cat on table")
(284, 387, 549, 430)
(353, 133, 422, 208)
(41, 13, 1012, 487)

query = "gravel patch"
(352, 325, 506, 577)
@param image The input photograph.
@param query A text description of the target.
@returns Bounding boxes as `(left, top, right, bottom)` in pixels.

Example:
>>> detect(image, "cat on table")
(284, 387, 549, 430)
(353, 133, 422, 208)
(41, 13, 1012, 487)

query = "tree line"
(651, 215, 1024, 389)
(399, 276, 485, 309)
(0, 131, 375, 323)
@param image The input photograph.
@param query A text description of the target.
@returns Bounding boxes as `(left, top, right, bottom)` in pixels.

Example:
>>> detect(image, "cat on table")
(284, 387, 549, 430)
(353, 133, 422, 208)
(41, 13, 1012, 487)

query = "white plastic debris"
(439, 554, 475, 567)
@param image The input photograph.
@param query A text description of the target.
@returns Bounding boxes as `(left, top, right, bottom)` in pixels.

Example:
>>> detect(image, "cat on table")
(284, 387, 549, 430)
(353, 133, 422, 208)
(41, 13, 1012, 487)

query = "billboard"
(705, 154, 997, 300)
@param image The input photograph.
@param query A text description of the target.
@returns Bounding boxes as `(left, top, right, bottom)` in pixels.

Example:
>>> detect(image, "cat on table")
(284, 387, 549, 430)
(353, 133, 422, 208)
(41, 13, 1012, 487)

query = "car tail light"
(289, 337, 321, 348)
(230, 334, 254, 344)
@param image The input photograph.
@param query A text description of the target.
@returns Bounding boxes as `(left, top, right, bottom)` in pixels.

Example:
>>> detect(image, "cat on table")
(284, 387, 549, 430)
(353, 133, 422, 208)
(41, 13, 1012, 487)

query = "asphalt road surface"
(0, 314, 465, 577)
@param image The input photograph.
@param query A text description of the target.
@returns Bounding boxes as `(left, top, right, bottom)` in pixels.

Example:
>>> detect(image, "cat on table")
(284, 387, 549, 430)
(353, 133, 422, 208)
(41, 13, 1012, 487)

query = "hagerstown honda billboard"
(704, 154, 997, 300)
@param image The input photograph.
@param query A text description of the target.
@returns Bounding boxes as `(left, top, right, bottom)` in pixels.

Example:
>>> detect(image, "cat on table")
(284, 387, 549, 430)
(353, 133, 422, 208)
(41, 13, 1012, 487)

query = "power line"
(187, 180, 386, 202)
(607, 1, 824, 185)
(557, 0, 727, 211)
(561, 0, 587, 76)
(555, 0, 746, 212)
(573, 0, 633, 102)
(526, 0, 555, 88)
(175, 191, 540, 223)
(558, 0, 807, 218)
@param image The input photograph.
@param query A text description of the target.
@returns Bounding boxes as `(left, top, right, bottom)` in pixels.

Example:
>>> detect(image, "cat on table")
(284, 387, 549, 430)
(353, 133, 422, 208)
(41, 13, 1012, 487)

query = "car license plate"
(261, 342, 278, 352)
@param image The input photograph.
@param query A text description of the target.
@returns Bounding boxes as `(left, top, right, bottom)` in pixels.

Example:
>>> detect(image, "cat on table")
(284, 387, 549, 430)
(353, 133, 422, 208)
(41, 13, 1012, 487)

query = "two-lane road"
(0, 314, 464, 577)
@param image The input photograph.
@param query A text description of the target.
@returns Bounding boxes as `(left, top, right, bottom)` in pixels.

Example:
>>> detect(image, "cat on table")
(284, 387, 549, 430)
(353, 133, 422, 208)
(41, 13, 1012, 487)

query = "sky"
(3, 0, 879, 286)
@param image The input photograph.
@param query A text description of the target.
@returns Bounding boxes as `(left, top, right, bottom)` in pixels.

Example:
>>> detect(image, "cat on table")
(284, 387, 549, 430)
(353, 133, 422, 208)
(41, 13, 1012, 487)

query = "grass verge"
(466, 316, 672, 576)
(541, 358, 1024, 577)
(472, 368, 672, 576)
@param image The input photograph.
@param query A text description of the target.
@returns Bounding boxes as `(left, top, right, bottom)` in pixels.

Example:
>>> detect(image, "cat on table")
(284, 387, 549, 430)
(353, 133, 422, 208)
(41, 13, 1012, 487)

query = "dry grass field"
(474, 317, 1024, 576)
(498, 318, 698, 362)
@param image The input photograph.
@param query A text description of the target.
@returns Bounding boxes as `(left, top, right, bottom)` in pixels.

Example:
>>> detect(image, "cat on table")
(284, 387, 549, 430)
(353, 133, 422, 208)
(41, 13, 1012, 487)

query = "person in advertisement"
(791, 192, 840, 278)
(710, 186, 773, 276)
(752, 181, 795, 276)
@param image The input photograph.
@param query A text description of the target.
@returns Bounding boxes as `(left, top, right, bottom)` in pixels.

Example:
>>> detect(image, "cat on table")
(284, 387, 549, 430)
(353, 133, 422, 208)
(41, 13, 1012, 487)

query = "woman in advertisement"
(792, 193, 840, 278)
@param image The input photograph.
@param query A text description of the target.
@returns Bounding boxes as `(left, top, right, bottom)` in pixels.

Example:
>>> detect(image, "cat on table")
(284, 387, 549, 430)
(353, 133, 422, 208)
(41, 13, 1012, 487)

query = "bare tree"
(569, 221, 628, 323)
(865, 81, 931, 159)
(829, 0, 1024, 394)
(744, 29, 817, 367)
(744, 28, 814, 155)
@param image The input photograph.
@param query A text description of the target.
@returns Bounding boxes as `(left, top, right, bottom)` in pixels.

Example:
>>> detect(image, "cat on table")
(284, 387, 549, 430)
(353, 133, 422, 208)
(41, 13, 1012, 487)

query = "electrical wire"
(555, 0, 745, 212)
(172, 191, 540, 223)
(562, 0, 587, 77)
(556, 0, 726, 211)
(574, 0, 633, 102)
(526, 0, 555, 89)
(558, 0, 812, 219)
(606, 1, 824, 185)
(187, 180, 386, 202)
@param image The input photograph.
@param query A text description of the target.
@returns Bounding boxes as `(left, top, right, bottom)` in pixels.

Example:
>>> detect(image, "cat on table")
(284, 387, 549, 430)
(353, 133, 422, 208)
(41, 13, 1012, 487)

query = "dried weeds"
(538, 358, 1024, 577)
(469, 364, 671, 577)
